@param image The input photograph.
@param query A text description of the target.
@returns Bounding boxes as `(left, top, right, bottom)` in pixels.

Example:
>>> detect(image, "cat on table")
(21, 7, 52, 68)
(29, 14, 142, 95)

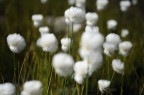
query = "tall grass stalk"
(120, 74, 124, 95)
(85, 77, 89, 95)
(12, 53, 16, 83)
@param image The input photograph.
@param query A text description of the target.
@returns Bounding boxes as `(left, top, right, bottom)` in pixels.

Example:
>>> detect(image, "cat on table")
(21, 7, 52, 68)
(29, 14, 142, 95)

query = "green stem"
(76, 83, 80, 95)
(120, 74, 124, 95)
(13, 53, 16, 83)
(85, 78, 88, 95)
(111, 71, 115, 83)
(140, 84, 144, 95)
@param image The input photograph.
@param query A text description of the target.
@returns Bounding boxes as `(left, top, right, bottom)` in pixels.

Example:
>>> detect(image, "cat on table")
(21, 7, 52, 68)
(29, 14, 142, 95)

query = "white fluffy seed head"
(119, 41, 133, 56)
(40, 0, 48, 4)
(120, 1, 131, 12)
(85, 25, 99, 33)
(107, 20, 117, 30)
(112, 59, 124, 74)
(32, 14, 43, 22)
(64, 7, 85, 24)
(98, 80, 111, 93)
(76, 0, 86, 9)
(7, 33, 26, 53)
(87, 52, 103, 76)
(61, 37, 71, 52)
(36, 33, 58, 52)
(52, 53, 74, 77)
(106, 33, 121, 49)
(32, 14, 43, 27)
(21, 80, 42, 95)
(96, 0, 109, 10)
(103, 42, 117, 57)
(80, 30, 104, 51)
(39, 26, 49, 36)
(74, 60, 88, 79)
(132, 0, 138, 5)
(68, 0, 76, 5)
(0, 83, 15, 95)
(85, 12, 98, 26)
(121, 29, 129, 38)
(74, 74, 84, 84)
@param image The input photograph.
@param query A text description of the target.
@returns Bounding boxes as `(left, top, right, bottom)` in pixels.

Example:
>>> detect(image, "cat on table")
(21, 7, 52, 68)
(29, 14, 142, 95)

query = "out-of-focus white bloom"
(103, 33, 121, 56)
(52, 53, 74, 77)
(74, 74, 84, 84)
(0, 83, 15, 95)
(7, 33, 26, 53)
(73, 24, 82, 32)
(74, 60, 88, 84)
(69, 23, 82, 33)
(132, 0, 138, 5)
(103, 42, 117, 57)
(32, 14, 43, 27)
(39, 26, 49, 36)
(121, 29, 129, 38)
(107, 20, 117, 30)
(40, 0, 48, 4)
(68, 0, 76, 5)
(120, 1, 131, 12)
(85, 12, 99, 26)
(85, 26, 99, 33)
(21, 80, 42, 95)
(96, 0, 109, 10)
(76, 0, 86, 10)
(119, 41, 132, 56)
(53, 17, 65, 32)
(61, 37, 71, 52)
(112, 59, 124, 74)
(80, 31, 104, 51)
(106, 33, 121, 48)
(98, 79, 111, 93)
(36, 34, 58, 52)
(87, 52, 103, 76)
(64, 7, 85, 24)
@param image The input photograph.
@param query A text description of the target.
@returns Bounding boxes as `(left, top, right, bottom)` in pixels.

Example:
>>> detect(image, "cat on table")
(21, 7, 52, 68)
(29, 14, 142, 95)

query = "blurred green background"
(0, 0, 144, 95)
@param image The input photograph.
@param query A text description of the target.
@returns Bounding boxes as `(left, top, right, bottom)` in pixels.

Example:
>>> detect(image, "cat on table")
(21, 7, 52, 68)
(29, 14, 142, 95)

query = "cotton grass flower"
(80, 29, 104, 51)
(52, 53, 74, 77)
(112, 59, 124, 74)
(21, 80, 42, 95)
(7, 33, 26, 53)
(32, 14, 43, 27)
(121, 29, 129, 38)
(107, 19, 117, 30)
(0, 83, 15, 95)
(61, 37, 71, 52)
(103, 42, 117, 57)
(64, 7, 85, 24)
(36, 33, 58, 52)
(98, 79, 111, 93)
(40, 0, 48, 4)
(87, 52, 103, 76)
(68, 0, 76, 5)
(106, 33, 121, 48)
(120, 1, 131, 12)
(85, 25, 99, 33)
(85, 12, 99, 26)
(74, 60, 88, 84)
(96, 0, 109, 10)
(119, 41, 133, 56)
(132, 0, 138, 5)
(76, 0, 86, 9)
(103, 33, 121, 56)
(39, 26, 49, 36)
